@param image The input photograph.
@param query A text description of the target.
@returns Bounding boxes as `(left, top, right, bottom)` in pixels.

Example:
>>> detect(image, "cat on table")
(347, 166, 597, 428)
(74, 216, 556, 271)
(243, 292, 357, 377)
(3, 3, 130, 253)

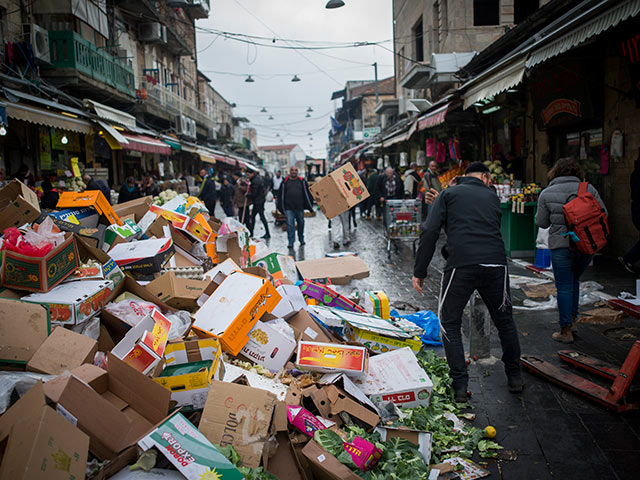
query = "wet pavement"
(254, 202, 640, 480)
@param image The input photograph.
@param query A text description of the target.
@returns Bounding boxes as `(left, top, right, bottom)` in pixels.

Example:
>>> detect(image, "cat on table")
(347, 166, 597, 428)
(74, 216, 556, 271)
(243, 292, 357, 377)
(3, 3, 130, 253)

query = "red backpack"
(563, 182, 609, 255)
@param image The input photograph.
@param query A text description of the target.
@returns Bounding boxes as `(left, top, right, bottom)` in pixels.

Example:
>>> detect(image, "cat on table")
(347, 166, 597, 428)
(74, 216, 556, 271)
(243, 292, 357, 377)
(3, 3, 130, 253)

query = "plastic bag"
(1, 227, 54, 257)
(0, 372, 54, 414)
(165, 311, 193, 340)
(536, 227, 550, 250)
(218, 217, 249, 235)
(104, 299, 158, 327)
(266, 191, 274, 203)
(391, 309, 442, 346)
(265, 317, 296, 343)
(72, 316, 101, 341)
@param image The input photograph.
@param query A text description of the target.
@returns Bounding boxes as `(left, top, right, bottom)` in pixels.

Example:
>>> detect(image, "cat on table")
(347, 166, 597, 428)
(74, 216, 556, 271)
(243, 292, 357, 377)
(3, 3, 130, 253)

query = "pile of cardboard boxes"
(0, 170, 455, 480)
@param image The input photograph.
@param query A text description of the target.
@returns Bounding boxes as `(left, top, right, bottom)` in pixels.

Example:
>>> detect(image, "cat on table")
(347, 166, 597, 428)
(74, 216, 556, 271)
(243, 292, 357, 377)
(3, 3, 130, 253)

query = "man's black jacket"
(414, 176, 506, 277)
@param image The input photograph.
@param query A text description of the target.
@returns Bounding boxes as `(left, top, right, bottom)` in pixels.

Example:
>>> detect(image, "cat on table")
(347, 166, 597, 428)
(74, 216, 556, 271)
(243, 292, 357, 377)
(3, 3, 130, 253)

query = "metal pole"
(373, 62, 379, 104)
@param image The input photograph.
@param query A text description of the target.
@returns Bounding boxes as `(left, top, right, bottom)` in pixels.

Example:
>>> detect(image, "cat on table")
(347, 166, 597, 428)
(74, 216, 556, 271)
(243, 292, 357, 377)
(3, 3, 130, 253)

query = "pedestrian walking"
(619, 153, 640, 273)
(278, 166, 314, 248)
(333, 210, 352, 249)
(403, 162, 422, 199)
(219, 176, 235, 217)
(273, 170, 284, 205)
(118, 176, 142, 204)
(197, 169, 217, 217)
(40, 177, 59, 210)
(535, 157, 607, 343)
(142, 175, 160, 198)
(366, 168, 380, 219)
(233, 174, 249, 225)
(82, 173, 111, 203)
(412, 161, 523, 402)
(377, 167, 404, 226)
(247, 171, 270, 238)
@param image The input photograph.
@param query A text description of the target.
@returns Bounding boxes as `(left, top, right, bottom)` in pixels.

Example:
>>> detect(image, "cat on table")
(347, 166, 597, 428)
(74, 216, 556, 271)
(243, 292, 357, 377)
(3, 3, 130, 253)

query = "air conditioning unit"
(138, 23, 167, 44)
(179, 115, 196, 139)
(24, 24, 51, 64)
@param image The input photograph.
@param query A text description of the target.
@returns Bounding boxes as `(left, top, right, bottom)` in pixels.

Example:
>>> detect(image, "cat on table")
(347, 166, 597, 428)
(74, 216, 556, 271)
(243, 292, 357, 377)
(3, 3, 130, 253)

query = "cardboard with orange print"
(111, 308, 172, 375)
(309, 162, 370, 219)
(192, 270, 281, 355)
(296, 341, 369, 377)
(148, 205, 212, 243)
(240, 319, 297, 371)
(21, 279, 114, 326)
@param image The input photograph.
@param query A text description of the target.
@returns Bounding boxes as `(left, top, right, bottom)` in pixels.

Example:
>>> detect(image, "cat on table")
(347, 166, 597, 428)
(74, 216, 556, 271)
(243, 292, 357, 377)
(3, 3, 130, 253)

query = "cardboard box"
(73, 235, 125, 286)
(0, 382, 89, 480)
(0, 179, 40, 232)
(222, 362, 289, 401)
(0, 298, 50, 365)
(26, 326, 97, 375)
(251, 252, 297, 281)
(359, 347, 433, 408)
(271, 284, 308, 319)
(108, 237, 175, 279)
(298, 280, 365, 312)
(266, 431, 309, 480)
(296, 341, 368, 377)
(112, 196, 153, 223)
(296, 255, 369, 285)
(310, 162, 369, 219)
(154, 338, 224, 409)
(199, 380, 277, 469)
(57, 190, 122, 226)
(1, 234, 79, 292)
(38, 212, 106, 250)
(318, 372, 380, 424)
(301, 440, 362, 480)
(138, 412, 244, 480)
(287, 309, 338, 343)
(287, 405, 332, 437)
(146, 272, 210, 311)
(240, 320, 297, 371)
(49, 206, 99, 228)
(42, 353, 171, 460)
(374, 427, 432, 463)
(111, 309, 172, 375)
(21, 279, 114, 325)
(192, 271, 281, 355)
(363, 290, 390, 319)
(323, 384, 380, 428)
(338, 309, 422, 353)
(103, 218, 143, 251)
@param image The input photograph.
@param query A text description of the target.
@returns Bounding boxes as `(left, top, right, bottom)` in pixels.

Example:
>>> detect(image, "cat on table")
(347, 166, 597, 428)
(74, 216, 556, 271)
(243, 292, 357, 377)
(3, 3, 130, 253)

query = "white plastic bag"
(0, 372, 53, 414)
(536, 227, 550, 250)
(166, 311, 192, 340)
(104, 299, 157, 327)
(266, 191, 274, 203)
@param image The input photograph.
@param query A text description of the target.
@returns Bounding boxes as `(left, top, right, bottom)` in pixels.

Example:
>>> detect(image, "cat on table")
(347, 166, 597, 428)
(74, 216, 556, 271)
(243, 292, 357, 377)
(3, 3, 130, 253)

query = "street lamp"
(245, 75, 255, 83)
(325, 0, 345, 8)
(291, 75, 301, 82)
(261, 107, 267, 112)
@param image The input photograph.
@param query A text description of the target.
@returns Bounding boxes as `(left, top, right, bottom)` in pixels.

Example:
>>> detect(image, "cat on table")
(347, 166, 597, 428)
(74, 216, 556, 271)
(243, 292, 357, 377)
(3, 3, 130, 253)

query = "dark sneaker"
(300, 242, 306, 246)
(508, 377, 524, 393)
(287, 244, 294, 249)
(619, 257, 636, 274)
(261, 234, 271, 239)
(454, 387, 469, 403)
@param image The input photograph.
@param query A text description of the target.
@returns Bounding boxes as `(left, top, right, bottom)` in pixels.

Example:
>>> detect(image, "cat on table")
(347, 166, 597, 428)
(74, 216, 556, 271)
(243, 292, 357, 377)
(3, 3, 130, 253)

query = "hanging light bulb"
(310, 137, 313, 141)
(245, 75, 255, 83)
(276, 133, 280, 137)
(307, 132, 312, 136)
(307, 107, 313, 112)
(0, 124, 6, 136)
(260, 107, 267, 112)
(61, 134, 69, 145)
(291, 75, 301, 82)
(325, 0, 345, 8)
(305, 113, 311, 118)
(268, 115, 274, 120)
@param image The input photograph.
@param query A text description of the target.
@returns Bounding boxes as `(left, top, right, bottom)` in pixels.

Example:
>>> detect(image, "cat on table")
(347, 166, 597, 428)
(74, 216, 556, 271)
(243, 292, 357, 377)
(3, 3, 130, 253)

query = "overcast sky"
(195, 0, 394, 159)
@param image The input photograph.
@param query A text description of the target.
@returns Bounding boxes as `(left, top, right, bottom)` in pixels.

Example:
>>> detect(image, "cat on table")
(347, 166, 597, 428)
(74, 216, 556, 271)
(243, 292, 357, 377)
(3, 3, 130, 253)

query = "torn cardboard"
(26, 327, 97, 375)
(578, 307, 624, 325)
(0, 179, 40, 232)
(301, 440, 362, 480)
(296, 256, 369, 285)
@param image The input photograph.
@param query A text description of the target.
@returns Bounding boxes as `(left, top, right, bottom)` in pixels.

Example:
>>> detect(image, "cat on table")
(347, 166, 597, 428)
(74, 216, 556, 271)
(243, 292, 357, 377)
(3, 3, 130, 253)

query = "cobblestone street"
(257, 202, 640, 480)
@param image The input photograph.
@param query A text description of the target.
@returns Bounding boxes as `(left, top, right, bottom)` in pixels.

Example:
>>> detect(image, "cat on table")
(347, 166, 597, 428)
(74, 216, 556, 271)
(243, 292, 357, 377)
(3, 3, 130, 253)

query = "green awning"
(162, 138, 182, 150)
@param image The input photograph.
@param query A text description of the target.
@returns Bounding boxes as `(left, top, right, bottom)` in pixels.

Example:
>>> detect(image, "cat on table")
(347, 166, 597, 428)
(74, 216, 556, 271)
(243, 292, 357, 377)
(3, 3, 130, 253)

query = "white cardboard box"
(240, 320, 297, 371)
(271, 284, 307, 319)
(358, 347, 433, 408)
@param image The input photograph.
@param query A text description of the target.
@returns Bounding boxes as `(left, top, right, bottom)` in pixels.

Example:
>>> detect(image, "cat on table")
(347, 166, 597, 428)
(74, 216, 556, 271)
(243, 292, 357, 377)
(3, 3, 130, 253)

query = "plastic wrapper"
(104, 298, 158, 327)
(26, 216, 66, 248)
(0, 372, 54, 414)
(218, 217, 249, 235)
(265, 317, 296, 343)
(71, 316, 101, 341)
(391, 309, 442, 346)
(536, 227, 550, 249)
(165, 310, 192, 340)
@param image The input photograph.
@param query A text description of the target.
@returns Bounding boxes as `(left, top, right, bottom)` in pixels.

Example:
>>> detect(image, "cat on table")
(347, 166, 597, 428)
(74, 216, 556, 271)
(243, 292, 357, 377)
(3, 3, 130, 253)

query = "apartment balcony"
(44, 30, 135, 101)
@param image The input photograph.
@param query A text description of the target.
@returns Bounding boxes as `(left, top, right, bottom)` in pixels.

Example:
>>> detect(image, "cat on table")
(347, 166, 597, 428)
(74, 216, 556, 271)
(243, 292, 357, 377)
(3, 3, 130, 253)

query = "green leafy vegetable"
(215, 443, 279, 480)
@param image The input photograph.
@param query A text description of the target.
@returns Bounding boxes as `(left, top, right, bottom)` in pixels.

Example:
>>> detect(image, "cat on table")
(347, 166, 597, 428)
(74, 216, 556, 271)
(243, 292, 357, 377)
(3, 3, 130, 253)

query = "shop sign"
(363, 127, 380, 142)
(529, 60, 595, 130)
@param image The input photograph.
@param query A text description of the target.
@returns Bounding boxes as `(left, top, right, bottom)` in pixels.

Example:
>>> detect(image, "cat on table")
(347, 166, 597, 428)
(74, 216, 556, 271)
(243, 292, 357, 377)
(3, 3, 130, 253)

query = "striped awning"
(120, 132, 171, 155)
(197, 149, 217, 164)
(5, 102, 94, 134)
(340, 143, 366, 161)
(527, 0, 640, 69)
(462, 56, 528, 109)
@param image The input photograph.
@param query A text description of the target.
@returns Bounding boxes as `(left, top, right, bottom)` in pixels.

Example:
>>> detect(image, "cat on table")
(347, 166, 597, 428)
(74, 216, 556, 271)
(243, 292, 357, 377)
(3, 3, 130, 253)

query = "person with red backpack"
(536, 157, 608, 343)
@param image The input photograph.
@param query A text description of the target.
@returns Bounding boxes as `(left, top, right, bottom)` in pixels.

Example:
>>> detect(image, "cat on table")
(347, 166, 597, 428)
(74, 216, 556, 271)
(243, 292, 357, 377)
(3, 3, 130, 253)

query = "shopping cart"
(384, 199, 422, 258)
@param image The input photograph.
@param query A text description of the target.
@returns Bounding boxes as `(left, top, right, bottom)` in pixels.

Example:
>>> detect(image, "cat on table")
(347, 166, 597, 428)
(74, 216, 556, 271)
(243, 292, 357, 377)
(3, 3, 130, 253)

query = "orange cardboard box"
(57, 190, 122, 226)
(192, 271, 281, 355)
(296, 341, 368, 377)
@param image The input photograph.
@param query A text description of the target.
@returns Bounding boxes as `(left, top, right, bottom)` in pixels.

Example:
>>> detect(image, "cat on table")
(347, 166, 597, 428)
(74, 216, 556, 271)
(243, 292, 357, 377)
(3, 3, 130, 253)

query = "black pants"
(249, 202, 270, 237)
(439, 265, 521, 391)
(222, 202, 234, 217)
(623, 204, 640, 264)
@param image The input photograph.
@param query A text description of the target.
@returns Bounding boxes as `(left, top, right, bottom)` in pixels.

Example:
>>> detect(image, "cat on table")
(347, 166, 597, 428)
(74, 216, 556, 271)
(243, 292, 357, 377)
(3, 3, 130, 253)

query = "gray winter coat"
(535, 176, 607, 250)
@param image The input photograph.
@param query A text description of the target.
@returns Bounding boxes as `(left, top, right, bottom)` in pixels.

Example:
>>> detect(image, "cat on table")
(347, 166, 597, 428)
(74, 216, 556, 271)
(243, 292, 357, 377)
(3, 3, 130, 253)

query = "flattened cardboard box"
(0, 179, 40, 232)
(21, 279, 114, 325)
(310, 162, 369, 219)
(296, 341, 368, 377)
(0, 298, 50, 365)
(108, 237, 175, 278)
(26, 326, 97, 375)
(192, 271, 281, 355)
(1, 234, 79, 292)
(42, 353, 170, 460)
(286, 309, 336, 344)
(0, 382, 89, 480)
(199, 380, 277, 469)
(295, 255, 370, 285)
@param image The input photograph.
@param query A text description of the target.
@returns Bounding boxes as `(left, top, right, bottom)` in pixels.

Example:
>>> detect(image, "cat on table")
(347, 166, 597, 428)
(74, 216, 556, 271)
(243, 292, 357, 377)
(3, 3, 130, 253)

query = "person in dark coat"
(82, 173, 111, 203)
(366, 168, 379, 219)
(278, 166, 314, 248)
(142, 175, 161, 198)
(233, 174, 250, 225)
(40, 177, 59, 210)
(219, 176, 235, 218)
(197, 168, 217, 216)
(118, 177, 141, 204)
(247, 171, 270, 238)
(620, 154, 640, 274)
(376, 167, 403, 225)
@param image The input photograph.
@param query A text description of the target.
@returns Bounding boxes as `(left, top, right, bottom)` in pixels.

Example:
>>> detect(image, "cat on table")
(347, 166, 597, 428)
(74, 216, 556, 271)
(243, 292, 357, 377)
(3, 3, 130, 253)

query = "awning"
(83, 99, 137, 130)
(120, 132, 171, 155)
(96, 120, 128, 150)
(197, 149, 217, 165)
(462, 56, 528, 109)
(527, 0, 640, 69)
(162, 136, 182, 150)
(339, 143, 366, 161)
(5, 102, 94, 134)
(418, 103, 450, 130)
(382, 130, 410, 147)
